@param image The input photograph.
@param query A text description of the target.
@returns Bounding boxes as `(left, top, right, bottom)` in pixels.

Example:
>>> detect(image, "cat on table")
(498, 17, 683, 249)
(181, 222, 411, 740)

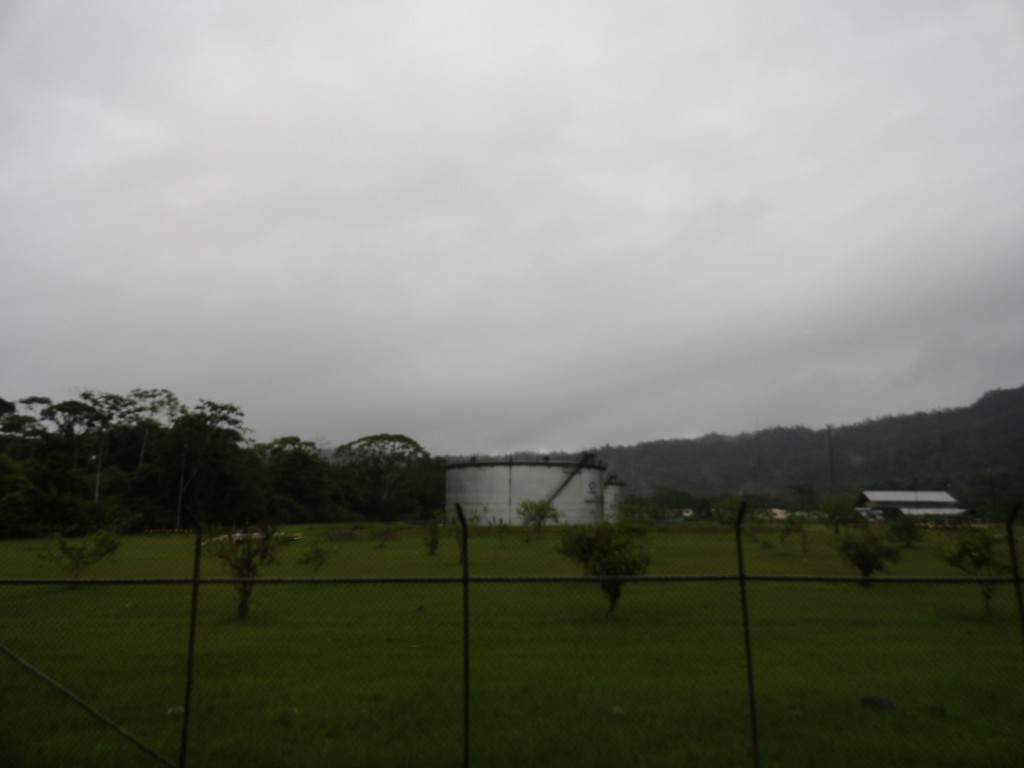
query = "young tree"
(558, 523, 652, 614)
(779, 513, 809, 560)
(211, 523, 277, 619)
(820, 495, 863, 533)
(943, 528, 1009, 618)
(41, 530, 121, 578)
(516, 499, 559, 542)
(424, 509, 442, 555)
(298, 541, 329, 573)
(837, 530, 900, 587)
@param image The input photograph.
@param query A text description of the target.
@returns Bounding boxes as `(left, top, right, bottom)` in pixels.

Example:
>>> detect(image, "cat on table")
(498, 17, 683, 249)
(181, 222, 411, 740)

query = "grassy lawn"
(1, 524, 1022, 767)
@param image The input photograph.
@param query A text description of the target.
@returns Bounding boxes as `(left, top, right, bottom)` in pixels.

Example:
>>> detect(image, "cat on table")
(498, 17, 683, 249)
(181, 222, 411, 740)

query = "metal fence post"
(178, 512, 203, 768)
(1006, 501, 1024, 659)
(454, 503, 470, 768)
(734, 502, 760, 768)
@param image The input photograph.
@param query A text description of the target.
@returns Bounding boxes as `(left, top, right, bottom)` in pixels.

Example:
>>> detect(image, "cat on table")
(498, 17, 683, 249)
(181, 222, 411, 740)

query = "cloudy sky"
(3, 1, 1023, 456)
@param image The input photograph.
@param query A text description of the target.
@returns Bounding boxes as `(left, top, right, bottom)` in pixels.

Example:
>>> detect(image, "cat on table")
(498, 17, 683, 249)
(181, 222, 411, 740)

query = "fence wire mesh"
(2, 513, 1022, 768)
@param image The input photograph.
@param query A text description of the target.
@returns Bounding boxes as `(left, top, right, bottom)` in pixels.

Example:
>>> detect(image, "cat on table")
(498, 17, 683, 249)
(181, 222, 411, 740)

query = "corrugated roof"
(862, 490, 957, 504)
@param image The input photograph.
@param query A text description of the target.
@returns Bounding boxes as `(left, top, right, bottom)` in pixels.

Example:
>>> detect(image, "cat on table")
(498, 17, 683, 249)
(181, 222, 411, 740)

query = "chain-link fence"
(2, 507, 1022, 768)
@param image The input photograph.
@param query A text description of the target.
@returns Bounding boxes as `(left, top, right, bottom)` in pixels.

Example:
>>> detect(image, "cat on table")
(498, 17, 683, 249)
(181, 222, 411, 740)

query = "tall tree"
(333, 434, 441, 520)
(169, 400, 252, 526)
(262, 436, 335, 522)
(79, 390, 133, 503)
(125, 388, 181, 469)
(41, 398, 97, 471)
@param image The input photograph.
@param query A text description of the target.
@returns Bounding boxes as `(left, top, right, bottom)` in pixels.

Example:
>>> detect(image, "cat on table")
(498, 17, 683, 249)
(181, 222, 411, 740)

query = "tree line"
(0, 389, 444, 537)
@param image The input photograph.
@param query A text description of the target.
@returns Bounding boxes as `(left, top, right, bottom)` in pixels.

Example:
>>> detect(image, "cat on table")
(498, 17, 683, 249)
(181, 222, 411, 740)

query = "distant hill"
(538, 385, 1024, 513)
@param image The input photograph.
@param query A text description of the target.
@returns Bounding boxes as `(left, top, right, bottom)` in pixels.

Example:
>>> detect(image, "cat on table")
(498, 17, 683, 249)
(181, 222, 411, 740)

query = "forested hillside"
(592, 385, 1024, 514)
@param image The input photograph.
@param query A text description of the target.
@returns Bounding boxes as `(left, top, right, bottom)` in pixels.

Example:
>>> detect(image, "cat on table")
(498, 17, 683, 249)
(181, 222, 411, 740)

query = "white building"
(857, 490, 967, 519)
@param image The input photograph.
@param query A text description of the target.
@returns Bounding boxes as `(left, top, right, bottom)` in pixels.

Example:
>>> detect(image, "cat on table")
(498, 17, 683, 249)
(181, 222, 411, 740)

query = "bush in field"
(558, 523, 651, 614)
(820, 495, 864, 533)
(517, 499, 558, 542)
(211, 524, 278, 619)
(298, 541, 328, 573)
(942, 528, 1009, 618)
(779, 513, 809, 560)
(40, 529, 121, 578)
(886, 514, 923, 548)
(838, 529, 900, 587)
(424, 511, 442, 555)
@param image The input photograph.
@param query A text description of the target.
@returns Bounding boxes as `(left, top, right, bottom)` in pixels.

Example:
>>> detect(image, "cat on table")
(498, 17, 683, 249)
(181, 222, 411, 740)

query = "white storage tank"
(445, 454, 620, 525)
(602, 475, 625, 522)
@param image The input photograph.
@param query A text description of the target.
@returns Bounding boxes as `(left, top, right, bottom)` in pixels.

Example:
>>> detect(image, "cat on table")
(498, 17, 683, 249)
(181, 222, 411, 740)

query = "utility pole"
(826, 425, 835, 493)
(176, 446, 187, 530)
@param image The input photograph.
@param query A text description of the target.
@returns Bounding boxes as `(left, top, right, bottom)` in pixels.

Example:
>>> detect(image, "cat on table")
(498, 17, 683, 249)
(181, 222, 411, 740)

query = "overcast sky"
(3, 1, 1023, 456)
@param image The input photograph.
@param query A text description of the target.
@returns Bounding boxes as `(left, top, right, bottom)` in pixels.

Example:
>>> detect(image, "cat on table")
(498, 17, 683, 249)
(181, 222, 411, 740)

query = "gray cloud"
(3, 1, 1024, 456)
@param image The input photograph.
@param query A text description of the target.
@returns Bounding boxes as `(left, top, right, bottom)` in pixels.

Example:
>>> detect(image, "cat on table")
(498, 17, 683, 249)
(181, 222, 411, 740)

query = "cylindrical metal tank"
(445, 456, 616, 525)
(602, 476, 625, 522)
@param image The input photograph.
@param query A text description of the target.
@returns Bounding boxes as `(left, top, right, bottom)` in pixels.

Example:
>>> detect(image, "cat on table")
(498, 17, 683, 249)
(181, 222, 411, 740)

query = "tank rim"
(445, 458, 606, 470)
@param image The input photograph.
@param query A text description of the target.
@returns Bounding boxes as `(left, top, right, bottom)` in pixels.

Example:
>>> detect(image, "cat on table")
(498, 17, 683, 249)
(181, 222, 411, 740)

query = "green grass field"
(1, 524, 1022, 767)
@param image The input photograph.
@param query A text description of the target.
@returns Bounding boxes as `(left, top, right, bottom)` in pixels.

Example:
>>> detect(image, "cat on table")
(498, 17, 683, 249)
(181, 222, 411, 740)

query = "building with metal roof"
(857, 490, 967, 518)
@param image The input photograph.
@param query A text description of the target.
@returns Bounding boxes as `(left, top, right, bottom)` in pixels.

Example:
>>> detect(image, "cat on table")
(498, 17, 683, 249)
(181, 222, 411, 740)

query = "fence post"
(1006, 501, 1023, 659)
(454, 503, 470, 768)
(178, 511, 203, 768)
(734, 502, 760, 768)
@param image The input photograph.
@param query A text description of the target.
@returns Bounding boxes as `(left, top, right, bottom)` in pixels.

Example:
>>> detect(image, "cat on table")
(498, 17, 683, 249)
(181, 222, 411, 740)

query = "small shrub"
(517, 499, 558, 543)
(41, 530, 121, 578)
(298, 542, 328, 573)
(943, 528, 1009, 618)
(558, 523, 652, 614)
(838, 530, 900, 587)
(424, 515, 440, 556)
(779, 514, 809, 560)
(211, 524, 278, 620)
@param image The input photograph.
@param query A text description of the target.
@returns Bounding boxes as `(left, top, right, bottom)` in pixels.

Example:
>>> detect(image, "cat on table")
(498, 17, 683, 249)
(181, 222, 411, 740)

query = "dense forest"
(0, 390, 444, 537)
(2, 384, 1022, 537)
